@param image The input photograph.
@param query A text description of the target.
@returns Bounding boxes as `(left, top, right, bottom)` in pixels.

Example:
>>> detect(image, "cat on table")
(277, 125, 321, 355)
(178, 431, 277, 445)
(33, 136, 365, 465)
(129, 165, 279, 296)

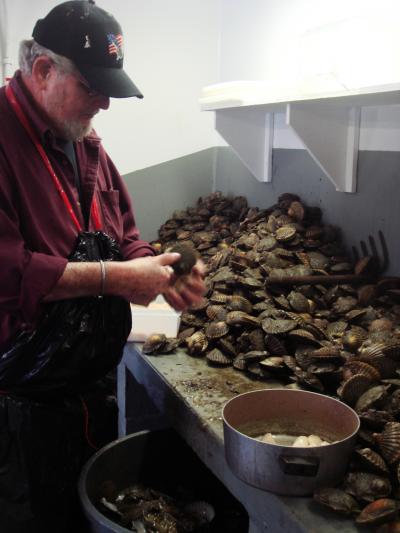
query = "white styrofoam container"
(127, 295, 181, 342)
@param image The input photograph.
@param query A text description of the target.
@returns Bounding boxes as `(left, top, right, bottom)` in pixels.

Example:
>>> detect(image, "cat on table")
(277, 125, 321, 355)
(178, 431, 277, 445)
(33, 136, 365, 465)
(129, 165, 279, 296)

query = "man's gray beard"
(55, 119, 93, 142)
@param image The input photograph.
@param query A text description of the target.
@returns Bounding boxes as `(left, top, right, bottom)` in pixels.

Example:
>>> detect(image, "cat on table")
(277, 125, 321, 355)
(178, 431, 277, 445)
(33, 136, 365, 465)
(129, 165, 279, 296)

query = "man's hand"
(163, 259, 207, 311)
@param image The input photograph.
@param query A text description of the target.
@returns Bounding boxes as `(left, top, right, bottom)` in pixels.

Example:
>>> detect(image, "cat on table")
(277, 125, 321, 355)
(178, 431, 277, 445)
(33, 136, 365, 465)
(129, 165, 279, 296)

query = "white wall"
(218, 0, 400, 152)
(1, 0, 221, 174)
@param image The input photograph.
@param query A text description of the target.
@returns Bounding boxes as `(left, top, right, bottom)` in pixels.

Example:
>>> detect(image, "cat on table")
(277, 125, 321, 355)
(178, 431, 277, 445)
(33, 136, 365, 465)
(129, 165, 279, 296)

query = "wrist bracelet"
(99, 259, 106, 298)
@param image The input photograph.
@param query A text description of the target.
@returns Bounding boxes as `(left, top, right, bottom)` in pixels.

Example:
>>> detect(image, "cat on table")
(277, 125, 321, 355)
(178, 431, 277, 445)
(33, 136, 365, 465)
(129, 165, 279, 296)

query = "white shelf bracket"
(215, 108, 274, 182)
(286, 102, 361, 192)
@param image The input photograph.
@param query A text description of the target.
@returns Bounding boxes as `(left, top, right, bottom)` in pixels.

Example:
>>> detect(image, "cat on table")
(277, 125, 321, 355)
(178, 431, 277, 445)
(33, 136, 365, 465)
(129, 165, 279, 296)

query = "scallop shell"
(232, 354, 247, 371)
(313, 487, 359, 516)
(205, 321, 229, 339)
(356, 499, 397, 526)
(261, 318, 297, 335)
(259, 356, 286, 372)
(226, 311, 260, 327)
(206, 305, 228, 321)
(206, 348, 232, 366)
(186, 331, 208, 355)
(287, 291, 310, 313)
(358, 284, 378, 307)
(275, 225, 297, 242)
(288, 329, 321, 345)
(217, 336, 237, 357)
(345, 471, 392, 502)
(342, 328, 368, 352)
(265, 334, 287, 355)
(228, 295, 253, 314)
(142, 333, 167, 354)
(209, 292, 230, 304)
(326, 320, 348, 339)
(342, 361, 381, 382)
(248, 329, 266, 351)
(338, 374, 373, 406)
(374, 422, 400, 464)
(355, 448, 389, 476)
(355, 385, 389, 413)
(309, 346, 342, 361)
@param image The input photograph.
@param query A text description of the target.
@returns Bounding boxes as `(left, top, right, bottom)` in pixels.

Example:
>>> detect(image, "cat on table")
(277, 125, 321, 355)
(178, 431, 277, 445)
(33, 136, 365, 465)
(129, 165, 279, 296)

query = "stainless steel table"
(118, 343, 360, 533)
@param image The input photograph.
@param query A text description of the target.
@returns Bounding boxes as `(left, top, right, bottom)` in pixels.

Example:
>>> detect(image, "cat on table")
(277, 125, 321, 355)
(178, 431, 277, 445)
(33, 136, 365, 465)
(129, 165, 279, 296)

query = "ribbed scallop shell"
(355, 385, 389, 413)
(342, 361, 381, 382)
(186, 331, 208, 355)
(265, 334, 287, 355)
(206, 305, 228, 321)
(217, 336, 237, 357)
(205, 321, 229, 339)
(342, 328, 368, 352)
(374, 422, 400, 464)
(275, 225, 297, 242)
(358, 354, 398, 379)
(287, 291, 310, 313)
(228, 295, 253, 314)
(142, 333, 167, 354)
(261, 318, 297, 335)
(226, 311, 260, 327)
(309, 346, 342, 361)
(209, 292, 230, 304)
(206, 348, 232, 366)
(355, 448, 389, 476)
(232, 354, 247, 371)
(288, 329, 320, 345)
(326, 320, 348, 339)
(338, 374, 373, 406)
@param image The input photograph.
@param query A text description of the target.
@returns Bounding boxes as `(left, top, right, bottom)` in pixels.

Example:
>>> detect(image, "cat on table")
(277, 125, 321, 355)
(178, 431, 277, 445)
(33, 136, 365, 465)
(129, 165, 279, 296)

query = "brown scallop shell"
(206, 348, 232, 366)
(261, 318, 297, 335)
(374, 422, 400, 464)
(265, 334, 287, 355)
(206, 305, 228, 321)
(342, 328, 368, 352)
(355, 384, 389, 413)
(209, 292, 230, 304)
(338, 374, 373, 406)
(142, 333, 167, 354)
(205, 321, 229, 339)
(186, 331, 208, 355)
(356, 499, 398, 526)
(217, 336, 237, 357)
(313, 487, 359, 516)
(228, 295, 253, 314)
(232, 354, 247, 371)
(354, 448, 389, 476)
(226, 311, 260, 327)
(342, 360, 381, 382)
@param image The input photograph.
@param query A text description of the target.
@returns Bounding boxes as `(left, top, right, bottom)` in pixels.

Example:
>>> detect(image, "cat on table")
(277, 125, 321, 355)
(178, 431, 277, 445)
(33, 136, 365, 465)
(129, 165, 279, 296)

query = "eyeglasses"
(73, 72, 101, 97)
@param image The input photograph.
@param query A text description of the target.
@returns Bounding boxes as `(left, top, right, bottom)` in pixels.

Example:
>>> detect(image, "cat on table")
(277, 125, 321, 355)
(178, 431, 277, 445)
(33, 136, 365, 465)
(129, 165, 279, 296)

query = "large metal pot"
(223, 388, 360, 496)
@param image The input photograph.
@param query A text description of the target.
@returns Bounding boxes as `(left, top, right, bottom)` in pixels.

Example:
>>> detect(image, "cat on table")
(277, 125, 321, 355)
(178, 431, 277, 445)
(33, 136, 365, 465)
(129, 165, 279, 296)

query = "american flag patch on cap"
(107, 33, 124, 60)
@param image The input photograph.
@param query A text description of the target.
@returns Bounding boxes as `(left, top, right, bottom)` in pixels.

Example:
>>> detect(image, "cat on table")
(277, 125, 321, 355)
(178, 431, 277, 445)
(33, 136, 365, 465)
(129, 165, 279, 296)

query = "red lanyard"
(5, 84, 102, 232)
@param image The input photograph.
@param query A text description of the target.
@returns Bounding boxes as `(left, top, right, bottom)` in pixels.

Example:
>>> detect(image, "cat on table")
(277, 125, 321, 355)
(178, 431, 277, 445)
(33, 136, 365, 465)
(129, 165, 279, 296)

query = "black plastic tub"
(78, 428, 248, 533)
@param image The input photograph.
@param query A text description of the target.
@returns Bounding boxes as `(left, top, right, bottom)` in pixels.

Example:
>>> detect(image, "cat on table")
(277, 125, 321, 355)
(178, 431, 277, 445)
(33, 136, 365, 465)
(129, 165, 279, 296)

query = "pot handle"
(278, 454, 320, 477)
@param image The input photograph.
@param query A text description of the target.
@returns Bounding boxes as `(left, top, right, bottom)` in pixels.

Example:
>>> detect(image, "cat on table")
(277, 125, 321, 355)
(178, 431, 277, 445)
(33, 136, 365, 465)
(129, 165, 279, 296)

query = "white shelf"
(200, 81, 400, 191)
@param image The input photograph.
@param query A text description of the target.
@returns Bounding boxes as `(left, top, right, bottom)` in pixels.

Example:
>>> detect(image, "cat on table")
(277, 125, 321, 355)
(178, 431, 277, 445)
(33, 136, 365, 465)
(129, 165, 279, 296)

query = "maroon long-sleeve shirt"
(0, 71, 154, 350)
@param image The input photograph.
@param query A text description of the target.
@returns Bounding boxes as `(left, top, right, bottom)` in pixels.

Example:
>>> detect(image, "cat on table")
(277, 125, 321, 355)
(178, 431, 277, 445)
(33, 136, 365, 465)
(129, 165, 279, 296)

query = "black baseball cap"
(32, 0, 143, 99)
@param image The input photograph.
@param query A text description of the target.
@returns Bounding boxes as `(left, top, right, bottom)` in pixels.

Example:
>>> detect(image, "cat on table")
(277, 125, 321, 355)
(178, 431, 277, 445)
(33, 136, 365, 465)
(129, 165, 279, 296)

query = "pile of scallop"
(148, 192, 400, 529)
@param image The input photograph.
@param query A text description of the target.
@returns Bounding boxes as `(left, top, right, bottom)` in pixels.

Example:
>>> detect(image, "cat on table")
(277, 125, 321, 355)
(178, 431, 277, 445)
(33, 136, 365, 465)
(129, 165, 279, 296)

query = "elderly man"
(0, 1, 205, 530)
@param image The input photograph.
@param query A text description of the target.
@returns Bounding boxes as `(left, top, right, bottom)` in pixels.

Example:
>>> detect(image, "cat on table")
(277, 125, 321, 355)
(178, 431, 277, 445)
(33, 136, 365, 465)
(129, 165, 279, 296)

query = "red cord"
(79, 395, 99, 450)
